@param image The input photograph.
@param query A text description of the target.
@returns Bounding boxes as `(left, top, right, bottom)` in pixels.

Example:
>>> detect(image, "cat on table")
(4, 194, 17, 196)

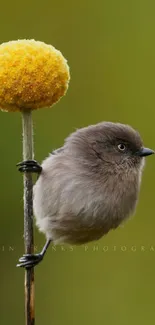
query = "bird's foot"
(16, 160, 42, 173)
(17, 253, 43, 269)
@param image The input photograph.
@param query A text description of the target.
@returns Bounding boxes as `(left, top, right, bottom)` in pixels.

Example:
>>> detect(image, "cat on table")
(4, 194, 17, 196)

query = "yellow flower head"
(0, 39, 70, 112)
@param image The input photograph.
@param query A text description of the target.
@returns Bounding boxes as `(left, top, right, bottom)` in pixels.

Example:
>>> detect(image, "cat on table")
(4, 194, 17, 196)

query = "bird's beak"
(136, 147, 155, 157)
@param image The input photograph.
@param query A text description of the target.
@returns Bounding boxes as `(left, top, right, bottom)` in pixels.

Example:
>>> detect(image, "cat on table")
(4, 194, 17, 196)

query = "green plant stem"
(22, 110, 35, 325)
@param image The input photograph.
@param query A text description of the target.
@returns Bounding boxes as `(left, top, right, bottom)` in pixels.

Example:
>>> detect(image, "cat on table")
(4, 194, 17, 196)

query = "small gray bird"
(17, 122, 154, 268)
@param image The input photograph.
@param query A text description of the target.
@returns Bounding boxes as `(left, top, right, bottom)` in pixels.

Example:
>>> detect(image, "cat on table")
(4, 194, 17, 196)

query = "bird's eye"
(118, 143, 126, 152)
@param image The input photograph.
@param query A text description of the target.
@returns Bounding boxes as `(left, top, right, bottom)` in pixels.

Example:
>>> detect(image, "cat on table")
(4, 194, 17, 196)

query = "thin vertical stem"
(22, 109, 35, 325)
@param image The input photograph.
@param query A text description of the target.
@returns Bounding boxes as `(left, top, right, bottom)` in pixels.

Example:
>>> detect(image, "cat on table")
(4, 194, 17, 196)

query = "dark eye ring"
(118, 143, 126, 151)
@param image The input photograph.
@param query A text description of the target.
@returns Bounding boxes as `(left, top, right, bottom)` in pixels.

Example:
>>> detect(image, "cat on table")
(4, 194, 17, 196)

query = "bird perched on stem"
(17, 122, 154, 268)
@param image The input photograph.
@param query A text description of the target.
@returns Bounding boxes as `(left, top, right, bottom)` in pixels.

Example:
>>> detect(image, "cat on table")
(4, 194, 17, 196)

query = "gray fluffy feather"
(33, 122, 145, 244)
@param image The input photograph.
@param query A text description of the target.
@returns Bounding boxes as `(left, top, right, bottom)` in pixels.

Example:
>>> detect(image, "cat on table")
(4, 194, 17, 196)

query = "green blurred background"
(1, 1, 155, 324)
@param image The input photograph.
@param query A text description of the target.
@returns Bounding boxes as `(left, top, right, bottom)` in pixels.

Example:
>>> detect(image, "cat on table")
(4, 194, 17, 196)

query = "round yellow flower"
(0, 39, 70, 112)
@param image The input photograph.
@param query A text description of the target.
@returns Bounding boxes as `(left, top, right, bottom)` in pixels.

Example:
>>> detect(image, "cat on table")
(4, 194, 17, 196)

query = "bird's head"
(66, 122, 154, 169)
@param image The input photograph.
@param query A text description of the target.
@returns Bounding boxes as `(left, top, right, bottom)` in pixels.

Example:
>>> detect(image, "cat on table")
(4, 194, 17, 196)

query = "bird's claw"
(16, 160, 42, 173)
(17, 253, 43, 268)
